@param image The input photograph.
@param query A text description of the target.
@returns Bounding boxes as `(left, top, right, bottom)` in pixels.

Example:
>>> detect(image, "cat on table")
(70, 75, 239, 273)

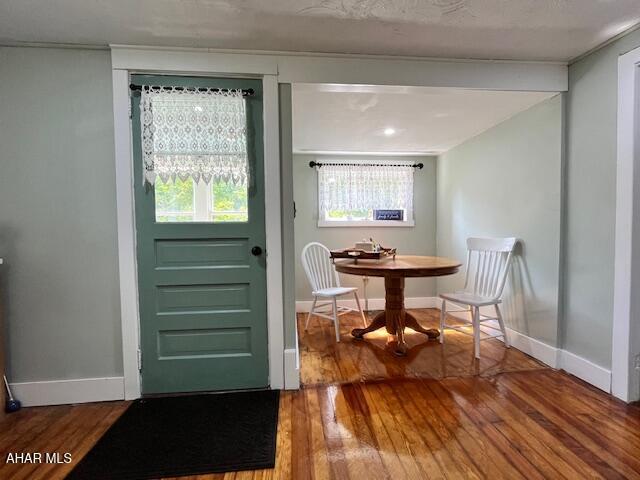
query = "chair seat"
(439, 291, 502, 307)
(313, 287, 358, 297)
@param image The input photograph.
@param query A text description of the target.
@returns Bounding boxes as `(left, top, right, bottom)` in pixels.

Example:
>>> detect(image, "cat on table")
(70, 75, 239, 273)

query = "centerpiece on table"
(330, 238, 397, 264)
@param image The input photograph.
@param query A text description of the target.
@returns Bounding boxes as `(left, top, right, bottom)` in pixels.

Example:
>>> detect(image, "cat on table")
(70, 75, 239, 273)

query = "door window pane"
(155, 178, 194, 222)
(211, 179, 248, 222)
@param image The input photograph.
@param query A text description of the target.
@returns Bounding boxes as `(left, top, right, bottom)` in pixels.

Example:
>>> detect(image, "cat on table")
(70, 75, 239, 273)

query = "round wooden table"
(335, 255, 461, 355)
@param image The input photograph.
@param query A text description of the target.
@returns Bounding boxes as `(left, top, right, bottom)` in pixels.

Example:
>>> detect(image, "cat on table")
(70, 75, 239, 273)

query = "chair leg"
(353, 291, 367, 327)
(332, 296, 340, 342)
(439, 299, 446, 344)
(495, 303, 509, 348)
(473, 306, 480, 359)
(305, 297, 318, 331)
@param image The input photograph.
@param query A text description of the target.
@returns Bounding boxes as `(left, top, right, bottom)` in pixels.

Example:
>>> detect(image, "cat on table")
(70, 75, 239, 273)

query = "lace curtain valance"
(140, 87, 248, 185)
(318, 163, 414, 214)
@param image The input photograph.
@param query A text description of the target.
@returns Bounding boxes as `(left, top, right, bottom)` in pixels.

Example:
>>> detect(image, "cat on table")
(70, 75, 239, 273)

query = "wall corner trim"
(9, 377, 125, 407)
(612, 44, 640, 402)
(284, 348, 300, 390)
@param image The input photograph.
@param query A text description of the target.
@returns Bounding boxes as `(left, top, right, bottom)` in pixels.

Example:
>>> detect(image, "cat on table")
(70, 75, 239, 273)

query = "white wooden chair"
(439, 237, 517, 359)
(301, 242, 367, 342)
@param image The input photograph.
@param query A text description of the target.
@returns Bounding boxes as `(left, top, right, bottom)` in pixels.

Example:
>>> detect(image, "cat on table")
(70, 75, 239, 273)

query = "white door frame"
(111, 60, 283, 400)
(612, 45, 640, 402)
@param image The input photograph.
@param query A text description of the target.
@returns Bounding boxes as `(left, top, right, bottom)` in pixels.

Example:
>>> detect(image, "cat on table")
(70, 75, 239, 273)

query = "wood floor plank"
(372, 381, 445, 479)
(437, 377, 545, 480)
(330, 384, 387, 480)
(389, 380, 482, 480)
(299, 309, 546, 386)
(372, 381, 452, 478)
(408, 379, 517, 480)
(466, 375, 597, 479)
(524, 372, 640, 453)
(271, 391, 293, 480)
(500, 373, 640, 479)
(307, 386, 336, 480)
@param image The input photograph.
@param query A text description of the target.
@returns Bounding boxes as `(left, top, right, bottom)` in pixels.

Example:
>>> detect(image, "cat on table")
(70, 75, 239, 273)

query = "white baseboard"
(439, 305, 612, 392)
(295, 296, 439, 313)
(439, 303, 613, 393)
(558, 350, 612, 393)
(445, 310, 611, 391)
(444, 310, 559, 368)
(283, 347, 300, 390)
(9, 376, 125, 407)
(504, 327, 560, 368)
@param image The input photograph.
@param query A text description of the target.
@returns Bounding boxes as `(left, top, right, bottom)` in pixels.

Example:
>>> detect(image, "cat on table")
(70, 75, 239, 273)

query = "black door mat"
(66, 389, 280, 480)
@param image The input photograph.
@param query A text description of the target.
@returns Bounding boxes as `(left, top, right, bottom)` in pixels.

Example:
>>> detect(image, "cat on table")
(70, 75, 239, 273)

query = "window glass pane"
(155, 178, 194, 222)
(211, 179, 248, 222)
(154, 178, 249, 223)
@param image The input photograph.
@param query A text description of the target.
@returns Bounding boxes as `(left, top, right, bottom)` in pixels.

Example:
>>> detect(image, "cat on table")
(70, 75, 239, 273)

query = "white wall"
(437, 96, 563, 347)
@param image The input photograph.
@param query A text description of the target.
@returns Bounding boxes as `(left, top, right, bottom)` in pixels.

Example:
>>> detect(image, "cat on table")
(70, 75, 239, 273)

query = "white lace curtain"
(318, 163, 414, 215)
(140, 87, 248, 185)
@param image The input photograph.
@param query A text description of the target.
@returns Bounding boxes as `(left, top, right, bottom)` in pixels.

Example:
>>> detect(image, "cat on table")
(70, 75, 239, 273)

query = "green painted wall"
(0, 47, 122, 382)
(563, 28, 640, 368)
(293, 154, 438, 302)
(437, 96, 563, 347)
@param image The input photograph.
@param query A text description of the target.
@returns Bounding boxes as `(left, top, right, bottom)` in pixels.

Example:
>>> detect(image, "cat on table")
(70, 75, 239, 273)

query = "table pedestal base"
(351, 276, 439, 355)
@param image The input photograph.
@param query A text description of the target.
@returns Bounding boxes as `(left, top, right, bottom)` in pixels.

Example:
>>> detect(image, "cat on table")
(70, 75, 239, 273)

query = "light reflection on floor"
(298, 308, 547, 387)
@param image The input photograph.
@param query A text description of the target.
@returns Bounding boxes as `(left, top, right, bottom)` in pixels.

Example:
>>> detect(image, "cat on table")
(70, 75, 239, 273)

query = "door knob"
(251, 246, 263, 256)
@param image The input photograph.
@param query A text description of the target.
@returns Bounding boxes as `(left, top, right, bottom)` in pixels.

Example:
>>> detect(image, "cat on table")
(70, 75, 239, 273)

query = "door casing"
(112, 68, 284, 399)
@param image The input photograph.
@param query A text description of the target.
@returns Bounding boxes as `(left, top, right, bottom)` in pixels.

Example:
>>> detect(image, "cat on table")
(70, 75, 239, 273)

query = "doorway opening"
(290, 83, 563, 387)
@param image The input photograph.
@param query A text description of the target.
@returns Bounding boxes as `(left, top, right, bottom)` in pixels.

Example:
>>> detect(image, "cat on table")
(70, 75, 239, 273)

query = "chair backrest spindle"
(462, 237, 517, 300)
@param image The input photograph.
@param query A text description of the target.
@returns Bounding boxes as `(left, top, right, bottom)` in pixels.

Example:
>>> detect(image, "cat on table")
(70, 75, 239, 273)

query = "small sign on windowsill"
(374, 209, 404, 221)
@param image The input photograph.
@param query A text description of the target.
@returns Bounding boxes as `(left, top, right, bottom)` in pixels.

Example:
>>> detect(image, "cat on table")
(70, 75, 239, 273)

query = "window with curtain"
(317, 162, 415, 226)
(140, 86, 249, 223)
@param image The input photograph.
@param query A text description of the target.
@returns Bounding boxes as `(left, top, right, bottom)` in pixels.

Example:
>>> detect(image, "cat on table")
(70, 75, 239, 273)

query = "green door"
(131, 74, 269, 394)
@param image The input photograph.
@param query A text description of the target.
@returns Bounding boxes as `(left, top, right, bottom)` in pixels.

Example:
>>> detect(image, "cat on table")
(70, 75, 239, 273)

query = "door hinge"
(137, 349, 143, 371)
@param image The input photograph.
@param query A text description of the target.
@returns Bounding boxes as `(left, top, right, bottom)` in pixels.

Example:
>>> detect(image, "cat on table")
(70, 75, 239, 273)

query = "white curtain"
(318, 163, 414, 215)
(140, 87, 248, 185)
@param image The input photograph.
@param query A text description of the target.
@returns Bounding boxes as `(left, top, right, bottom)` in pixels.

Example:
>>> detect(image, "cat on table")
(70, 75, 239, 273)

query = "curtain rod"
(309, 161, 423, 169)
(129, 84, 255, 97)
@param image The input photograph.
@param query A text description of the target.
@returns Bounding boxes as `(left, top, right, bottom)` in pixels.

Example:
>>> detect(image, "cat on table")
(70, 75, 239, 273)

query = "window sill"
(317, 220, 415, 228)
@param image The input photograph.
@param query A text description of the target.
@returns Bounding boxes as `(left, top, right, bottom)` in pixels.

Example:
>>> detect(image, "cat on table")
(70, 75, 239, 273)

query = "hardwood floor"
(299, 308, 545, 385)
(2, 309, 639, 479)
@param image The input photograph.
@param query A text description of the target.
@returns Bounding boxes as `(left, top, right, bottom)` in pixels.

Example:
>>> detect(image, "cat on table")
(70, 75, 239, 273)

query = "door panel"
(132, 74, 268, 394)
(154, 239, 250, 268)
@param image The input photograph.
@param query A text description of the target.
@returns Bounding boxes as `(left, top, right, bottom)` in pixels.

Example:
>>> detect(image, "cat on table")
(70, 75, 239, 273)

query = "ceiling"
(1, 1, 639, 61)
(292, 84, 556, 154)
